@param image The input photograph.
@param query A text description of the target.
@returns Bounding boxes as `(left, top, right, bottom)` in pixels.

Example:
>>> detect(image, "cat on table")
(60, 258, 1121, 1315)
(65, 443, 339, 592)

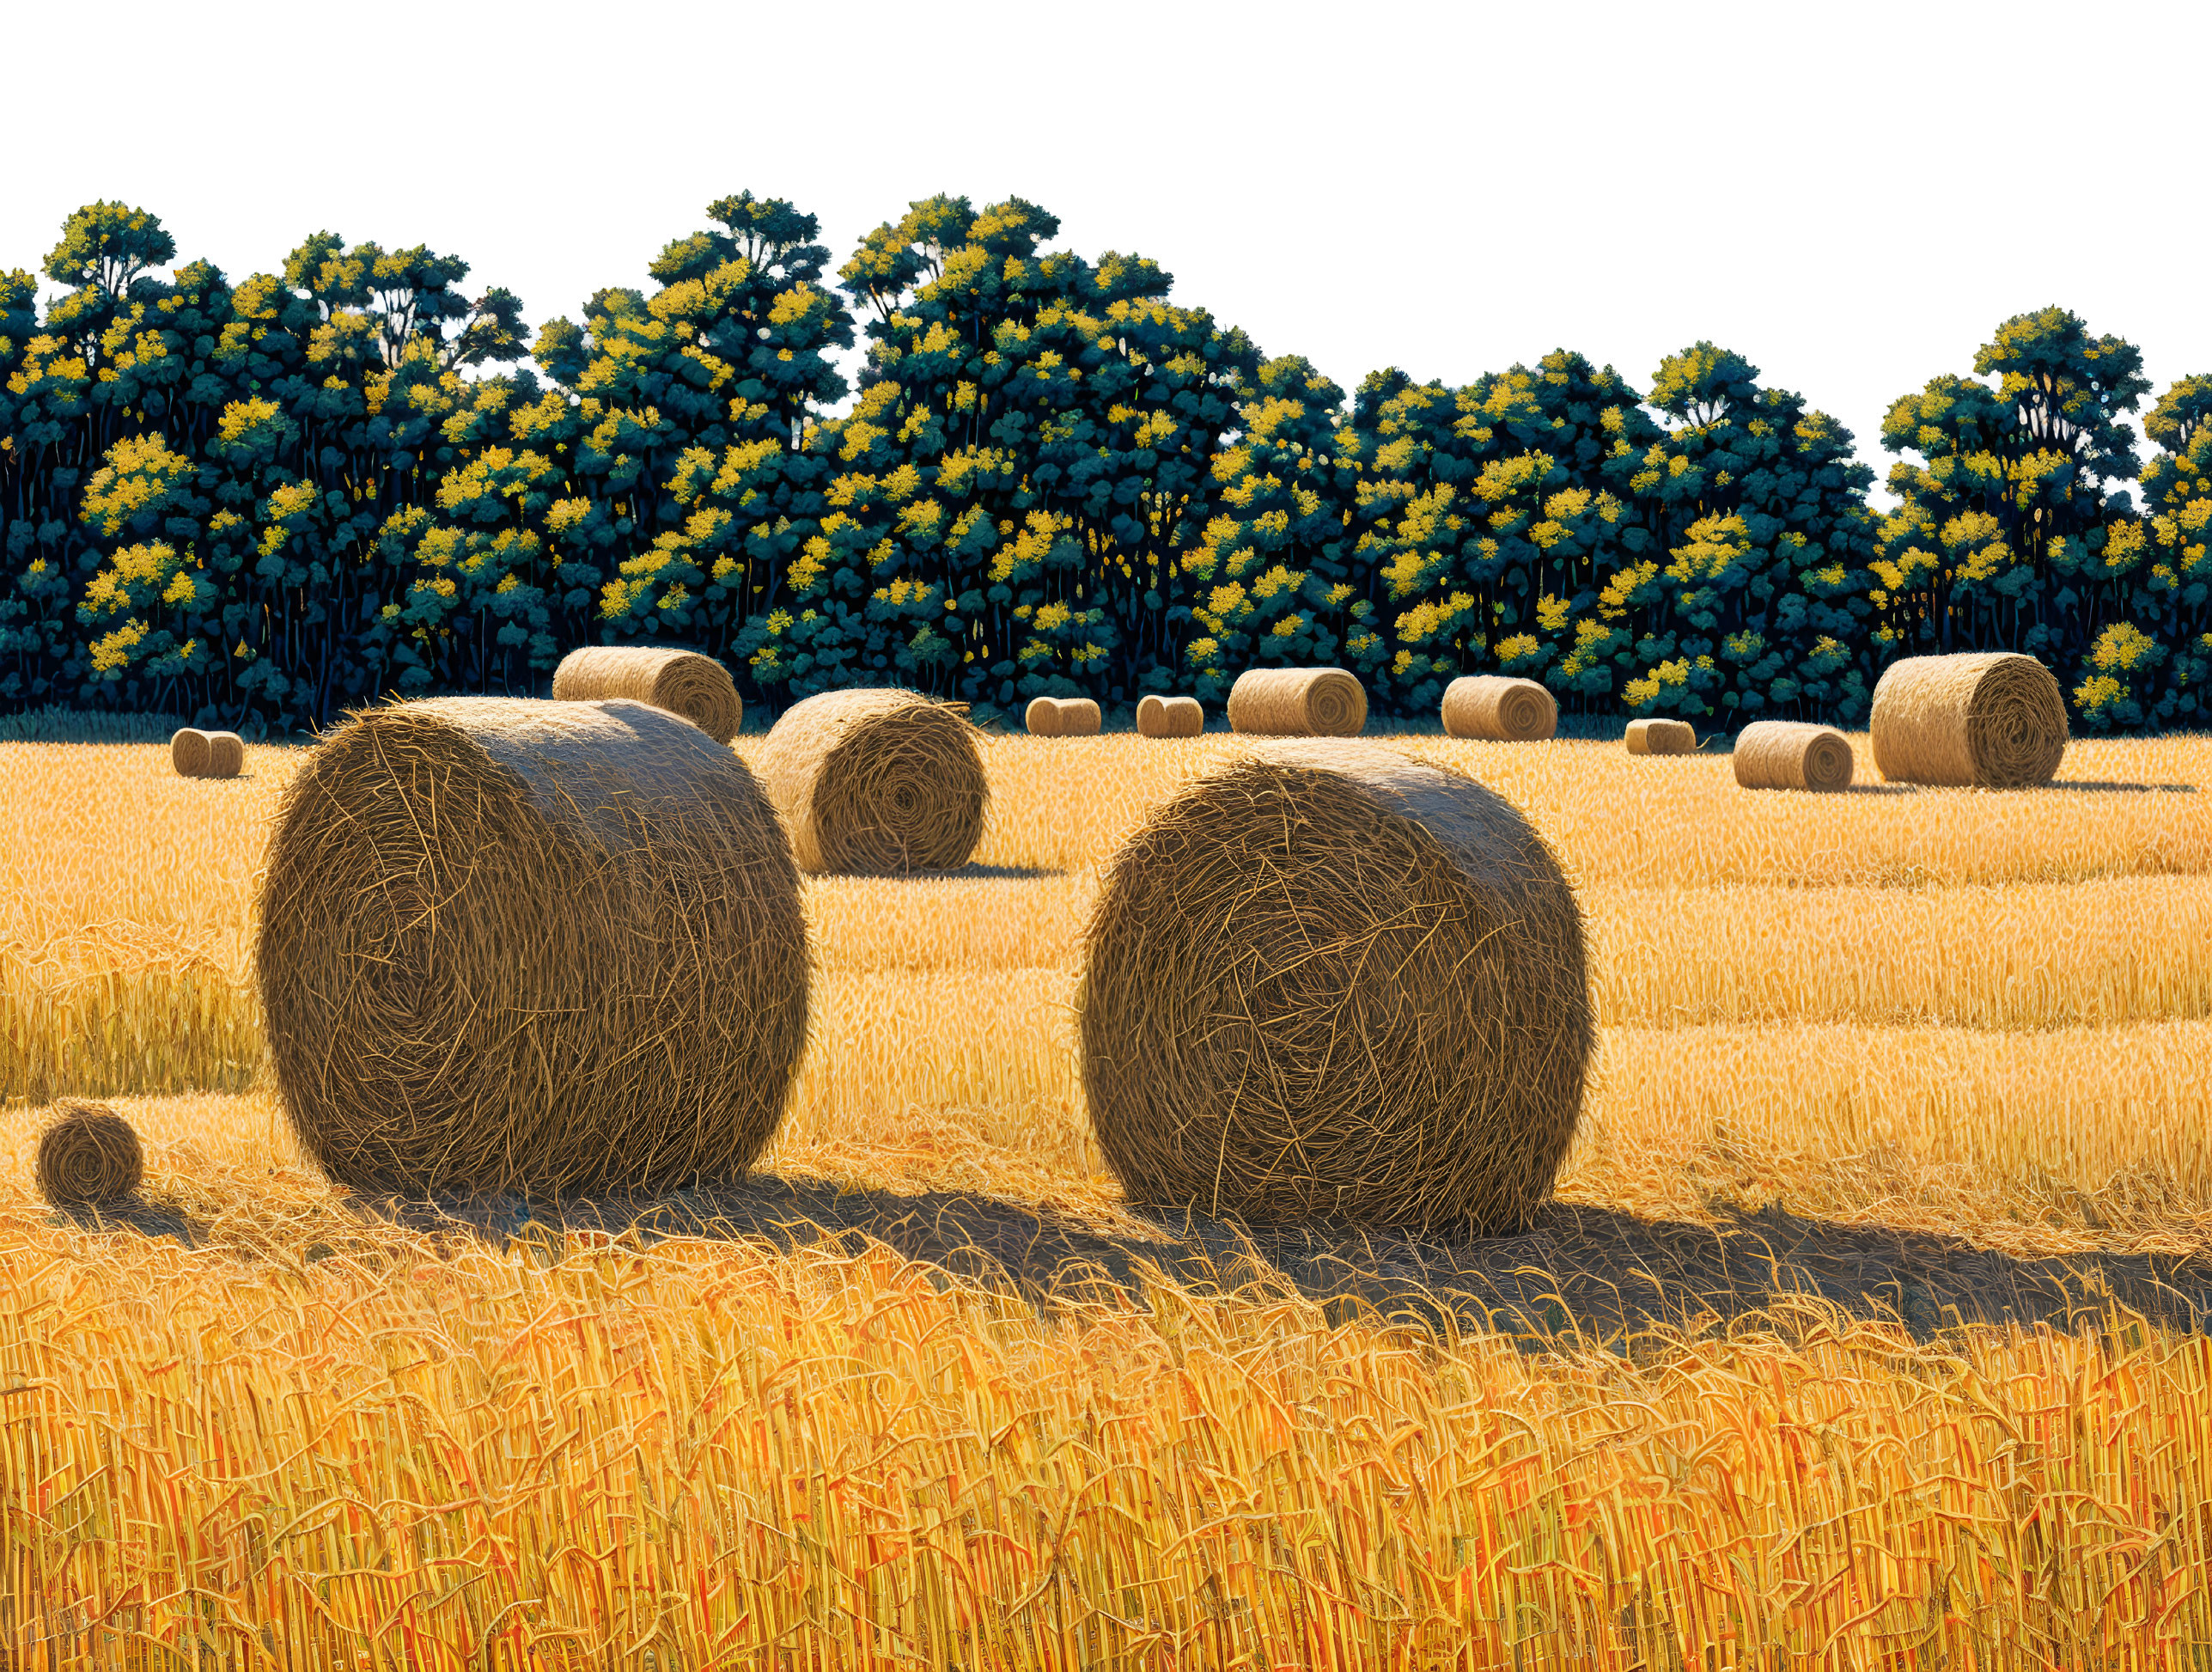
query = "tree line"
(3, 193, 2205, 734)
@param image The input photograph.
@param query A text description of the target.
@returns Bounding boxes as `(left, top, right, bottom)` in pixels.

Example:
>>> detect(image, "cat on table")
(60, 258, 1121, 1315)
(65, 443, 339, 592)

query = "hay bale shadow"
(374, 1181, 2212, 1346)
(48, 1198, 198, 1245)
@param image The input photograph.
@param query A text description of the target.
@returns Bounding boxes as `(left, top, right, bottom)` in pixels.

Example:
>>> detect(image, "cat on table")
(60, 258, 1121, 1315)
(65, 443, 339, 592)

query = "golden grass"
(4, 728, 2212, 1663)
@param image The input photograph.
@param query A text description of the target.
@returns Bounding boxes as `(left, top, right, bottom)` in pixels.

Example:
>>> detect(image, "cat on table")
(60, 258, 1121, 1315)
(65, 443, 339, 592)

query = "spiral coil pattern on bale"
(1080, 741, 1593, 1231)
(1441, 676, 1557, 741)
(256, 697, 808, 1198)
(1226, 668, 1368, 736)
(756, 688, 988, 874)
(34, 1099, 144, 1207)
(1870, 653, 2069, 789)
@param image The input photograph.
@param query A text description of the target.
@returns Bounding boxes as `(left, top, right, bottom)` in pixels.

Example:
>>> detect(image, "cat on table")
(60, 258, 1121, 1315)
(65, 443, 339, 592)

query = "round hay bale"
(1441, 675, 1557, 741)
(1227, 667, 1367, 736)
(1624, 717, 1697, 755)
(1870, 652, 2068, 788)
(1080, 741, 1593, 1230)
(203, 731, 245, 778)
(756, 688, 988, 874)
(34, 1099, 143, 1207)
(171, 727, 210, 777)
(1136, 694, 1204, 738)
(1053, 697, 1101, 736)
(1733, 721, 1855, 792)
(551, 645, 741, 745)
(256, 696, 808, 1198)
(1025, 696, 1063, 737)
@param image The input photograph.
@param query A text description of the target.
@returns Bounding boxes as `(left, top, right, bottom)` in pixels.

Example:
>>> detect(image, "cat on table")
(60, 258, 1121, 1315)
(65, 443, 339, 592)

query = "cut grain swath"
(255, 697, 808, 1196)
(756, 687, 988, 874)
(551, 645, 741, 743)
(1080, 740, 1592, 1229)
(1872, 652, 2068, 787)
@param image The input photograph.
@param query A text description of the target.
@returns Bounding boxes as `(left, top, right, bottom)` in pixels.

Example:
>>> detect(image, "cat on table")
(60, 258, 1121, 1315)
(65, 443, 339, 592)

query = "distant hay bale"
(1136, 694, 1204, 738)
(1025, 696, 1100, 736)
(1624, 718, 1697, 756)
(551, 645, 740, 744)
(256, 697, 808, 1198)
(1733, 721, 1856, 792)
(34, 1099, 143, 1207)
(1080, 741, 1593, 1230)
(1871, 652, 2068, 788)
(1441, 675, 1557, 741)
(1226, 668, 1367, 736)
(756, 688, 988, 874)
(171, 728, 244, 778)
(204, 731, 244, 777)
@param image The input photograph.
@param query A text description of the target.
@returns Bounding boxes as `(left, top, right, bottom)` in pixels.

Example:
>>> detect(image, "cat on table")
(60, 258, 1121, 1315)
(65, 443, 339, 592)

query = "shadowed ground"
(298, 1178, 2212, 1346)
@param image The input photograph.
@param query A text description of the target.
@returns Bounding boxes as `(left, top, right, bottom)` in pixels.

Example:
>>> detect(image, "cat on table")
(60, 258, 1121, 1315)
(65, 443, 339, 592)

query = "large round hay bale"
(1025, 696, 1063, 737)
(34, 1099, 143, 1207)
(1226, 668, 1367, 736)
(1733, 721, 1855, 791)
(1870, 652, 2068, 788)
(1054, 698, 1100, 735)
(1624, 717, 1697, 756)
(256, 697, 808, 1198)
(551, 645, 741, 745)
(755, 688, 988, 874)
(1441, 675, 1557, 741)
(1080, 741, 1593, 1230)
(1136, 694, 1204, 738)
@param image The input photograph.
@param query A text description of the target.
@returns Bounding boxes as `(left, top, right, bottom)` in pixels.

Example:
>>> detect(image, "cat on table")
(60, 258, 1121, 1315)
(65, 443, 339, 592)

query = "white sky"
(6, 0, 2205, 510)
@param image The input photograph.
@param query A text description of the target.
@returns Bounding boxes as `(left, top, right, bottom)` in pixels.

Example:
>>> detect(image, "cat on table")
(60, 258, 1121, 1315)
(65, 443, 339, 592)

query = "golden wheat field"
(5, 726, 2212, 1669)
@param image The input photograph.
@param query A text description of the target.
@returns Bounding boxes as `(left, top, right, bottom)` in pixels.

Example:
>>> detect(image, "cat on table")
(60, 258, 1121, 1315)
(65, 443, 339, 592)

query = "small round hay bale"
(1053, 698, 1101, 735)
(551, 645, 741, 744)
(1441, 675, 1557, 741)
(1870, 652, 2068, 788)
(256, 697, 808, 1198)
(756, 688, 988, 874)
(1136, 694, 1204, 738)
(171, 727, 210, 777)
(1080, 741, 1593, 1230)
(1624, 717, 1697, 755)
(1025, 696, 1064, 737)
(1227, 668, 1367, 736)
(203, 731, 245, 778)
(1733, 721, 1855, 792)
(34, 1099, 143, 1207)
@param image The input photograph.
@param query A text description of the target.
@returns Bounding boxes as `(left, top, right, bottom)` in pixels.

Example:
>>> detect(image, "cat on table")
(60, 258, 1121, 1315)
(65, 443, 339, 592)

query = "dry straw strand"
(1024, 697, 1063, 737)
(551, 645, 742, 744)
(1136, 694, 1204, 738)
(1624, 717, 1697, 755)
(34, 1098, 143, 1206)
(1733, 721, 1856, 792)
(1871, 652, 2069, 788)
(255, 696, 808, 1197)
(1080, 740, 1593, 1230)
(1441, 675, 1557, 741)
(755, 687, 989, 874)
(1226, 667, 1367, 736)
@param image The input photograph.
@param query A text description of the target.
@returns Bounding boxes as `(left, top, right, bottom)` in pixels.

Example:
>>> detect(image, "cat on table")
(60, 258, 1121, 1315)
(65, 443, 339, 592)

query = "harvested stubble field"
(3, 729, 2212, 1669)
